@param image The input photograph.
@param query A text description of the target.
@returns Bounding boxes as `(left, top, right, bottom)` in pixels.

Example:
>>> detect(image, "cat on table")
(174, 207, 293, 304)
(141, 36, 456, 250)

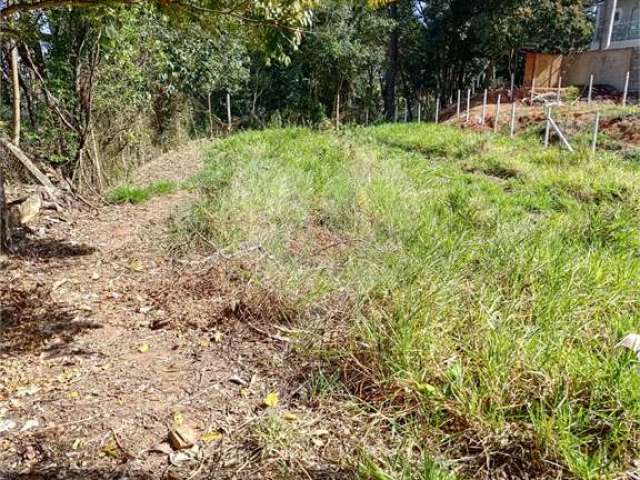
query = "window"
(614, 8, 622, 22)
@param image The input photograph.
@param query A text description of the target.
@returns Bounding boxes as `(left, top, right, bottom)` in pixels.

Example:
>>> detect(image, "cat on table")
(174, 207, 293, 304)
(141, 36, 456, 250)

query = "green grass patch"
(182, 125, 640, 479)
(107, 179, 178, 204)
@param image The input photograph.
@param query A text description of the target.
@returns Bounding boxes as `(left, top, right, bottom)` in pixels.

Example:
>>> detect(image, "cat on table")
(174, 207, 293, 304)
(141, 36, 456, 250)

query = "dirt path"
(0, 143, 365, 480)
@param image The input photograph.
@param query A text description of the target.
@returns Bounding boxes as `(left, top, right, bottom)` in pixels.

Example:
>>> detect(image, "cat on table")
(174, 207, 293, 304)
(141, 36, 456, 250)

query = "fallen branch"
(0, 137, 58, 197)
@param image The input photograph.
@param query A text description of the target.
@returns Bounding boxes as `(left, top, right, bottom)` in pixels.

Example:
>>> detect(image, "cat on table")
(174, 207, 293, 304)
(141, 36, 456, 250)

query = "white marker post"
(531, 77, 536, 102)
(226, 92, 232, 132)
(510, 101, 517, 138)
(587, 74, 594, 105)
(510, 72, 515, 101)
(480, 89, 488, 125)
(623, 71, 630, 107)
(417, 102, 421, 124)
(435, 97, 440, 124)
(404, 98, 408, 122)
(557, 76, 562, 103)
(494, 94, 501, 132)
(544, 106, 552, 148)
(336, 91, 340, 129)
(466, 89, 471, 123)
(394, 99, 398, 123)
(592, 111, 600, 153)
(456, 89, 461, 118)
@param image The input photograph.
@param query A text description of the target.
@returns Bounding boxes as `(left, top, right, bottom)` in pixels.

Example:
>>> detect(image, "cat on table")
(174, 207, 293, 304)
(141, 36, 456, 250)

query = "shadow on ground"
(9, 237, 96, 261)
(0, 284, 102, 356)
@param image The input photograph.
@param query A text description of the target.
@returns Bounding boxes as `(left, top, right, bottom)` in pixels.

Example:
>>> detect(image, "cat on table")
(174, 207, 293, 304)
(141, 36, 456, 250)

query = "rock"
(8, 194, 42, 227)
(0, 419, 16, 433)
(168, 425, 198, 450)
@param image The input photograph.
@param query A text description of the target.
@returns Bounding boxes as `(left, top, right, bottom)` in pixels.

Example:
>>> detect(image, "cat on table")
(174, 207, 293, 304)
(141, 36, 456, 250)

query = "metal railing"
(612, 20, 640, 42)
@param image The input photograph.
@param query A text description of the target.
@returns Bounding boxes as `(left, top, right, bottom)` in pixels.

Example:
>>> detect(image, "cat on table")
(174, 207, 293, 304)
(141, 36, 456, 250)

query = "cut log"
(0, 137, 58, 196)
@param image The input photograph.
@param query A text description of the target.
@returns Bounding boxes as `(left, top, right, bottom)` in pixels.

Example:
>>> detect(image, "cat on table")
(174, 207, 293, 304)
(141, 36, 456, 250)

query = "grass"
(181, 124, 640, 479)
(107, 179, 178, 204)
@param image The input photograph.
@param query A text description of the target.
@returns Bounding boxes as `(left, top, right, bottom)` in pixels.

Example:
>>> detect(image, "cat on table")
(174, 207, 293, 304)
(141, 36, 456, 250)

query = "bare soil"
(0, 143, 379, 480)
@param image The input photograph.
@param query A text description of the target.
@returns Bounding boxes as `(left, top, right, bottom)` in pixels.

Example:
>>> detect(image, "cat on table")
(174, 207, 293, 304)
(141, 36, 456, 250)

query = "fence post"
(587, 74, 594, 105)
(544, 106, 551, 148)
(435, 97, 440, 124)
(336, 91, 340, 129)
(591, 111, 600, 153)
(531, 77, 536, 102)
(623, 71, 630, 107)
(557, 76, 562, 103)
(394, 98, 398, 123)
(456, 89, 461, 118)
(510, 72, 515, 101)
(404, 98, 408, 122)
(494, 94, 501, 132)
(466, 89, 471, 123)
(417, 101, 421, 124)
(480, 89, 487, 125)
(226, 92, 232, 132)
(510, 101, 517, 138)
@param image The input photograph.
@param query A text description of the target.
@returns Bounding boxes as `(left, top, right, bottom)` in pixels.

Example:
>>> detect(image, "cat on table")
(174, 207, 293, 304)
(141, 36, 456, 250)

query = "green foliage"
(183, 125, 640, 478)
(107, 179, 177, 203)
(564, 85, 582, 102)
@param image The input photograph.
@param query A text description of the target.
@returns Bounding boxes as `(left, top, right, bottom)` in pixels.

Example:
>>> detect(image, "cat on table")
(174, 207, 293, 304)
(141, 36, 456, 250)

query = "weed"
(182, 124, 640, 479)
(107, 179, 177, 204)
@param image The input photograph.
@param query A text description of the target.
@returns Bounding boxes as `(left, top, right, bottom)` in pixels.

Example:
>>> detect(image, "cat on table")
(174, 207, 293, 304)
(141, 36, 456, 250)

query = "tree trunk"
(0, 166, 10, 253)
(382, 3, 399, 122)
(9, 40, 21, 146)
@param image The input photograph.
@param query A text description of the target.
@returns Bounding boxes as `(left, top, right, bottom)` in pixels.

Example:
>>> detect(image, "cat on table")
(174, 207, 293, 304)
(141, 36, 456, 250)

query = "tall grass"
(183, 124, 640, 479)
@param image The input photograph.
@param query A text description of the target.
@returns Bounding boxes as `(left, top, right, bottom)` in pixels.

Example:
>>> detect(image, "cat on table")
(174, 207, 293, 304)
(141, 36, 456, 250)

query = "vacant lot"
(181, 124, 640, 479)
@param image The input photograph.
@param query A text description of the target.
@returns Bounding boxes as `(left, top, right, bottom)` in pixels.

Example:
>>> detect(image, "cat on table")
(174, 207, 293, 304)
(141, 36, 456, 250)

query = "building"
(523, 0, 639, 96)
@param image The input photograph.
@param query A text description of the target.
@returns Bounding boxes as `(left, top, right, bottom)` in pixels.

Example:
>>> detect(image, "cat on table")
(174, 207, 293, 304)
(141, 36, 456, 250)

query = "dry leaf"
(102, 439, 120, 459)
(127, 258, 145, 272)
(283, 412, 298, 422)
(212, 331, 224, 343)
(168, 425, 198, 450)
(173, 411, 184, 427)
(201, 430, 222, 442)
(263, 392, 279, 408)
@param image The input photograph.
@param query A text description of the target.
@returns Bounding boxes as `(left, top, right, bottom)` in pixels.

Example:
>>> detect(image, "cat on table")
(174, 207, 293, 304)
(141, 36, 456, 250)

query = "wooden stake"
(592, 111, 600, 153)
(456, 89, 461, 118)
(394, 99, 398, 123)
(435, 97, 440, 124)
(226, 92, 232, 131)
(480, 89, 487, 125)
(494, 94, 501, 132)
(404, 98, 408, 122)
(466, 89, 471, 123)
(587, 74, 594, 105)
(510, 102, 517, 138)
(623, 71, 630, 107)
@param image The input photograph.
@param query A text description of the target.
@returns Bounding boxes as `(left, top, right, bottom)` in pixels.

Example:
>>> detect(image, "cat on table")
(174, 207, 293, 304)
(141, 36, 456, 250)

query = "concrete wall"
(562, 48, 634, 91)
(524, 48, 637, 92)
